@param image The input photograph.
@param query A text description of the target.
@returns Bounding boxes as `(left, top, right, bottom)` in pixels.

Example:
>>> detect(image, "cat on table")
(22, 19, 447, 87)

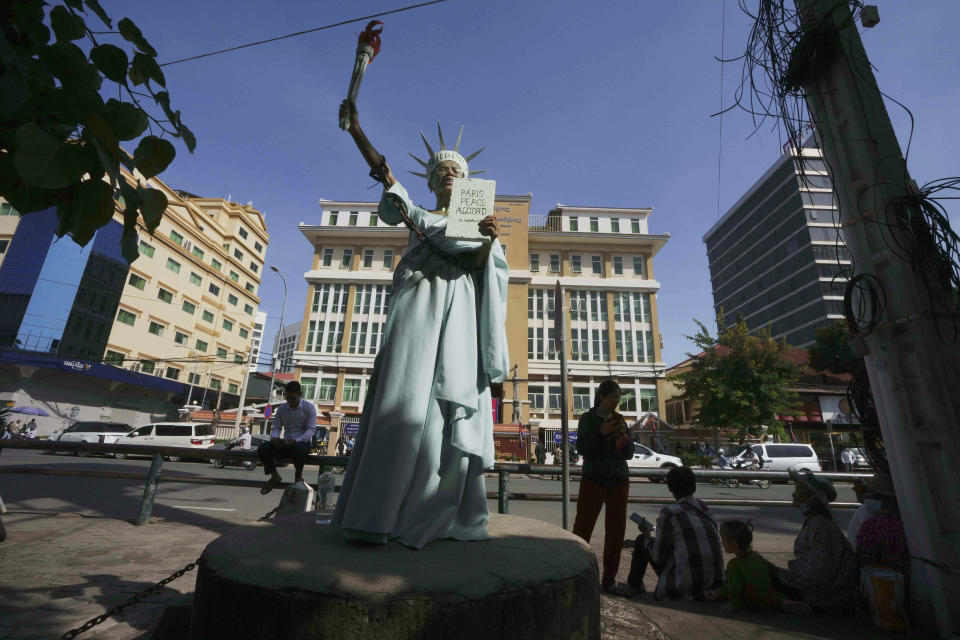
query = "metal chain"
(258, 505, 281, 522)
(60, 560, 198, 640)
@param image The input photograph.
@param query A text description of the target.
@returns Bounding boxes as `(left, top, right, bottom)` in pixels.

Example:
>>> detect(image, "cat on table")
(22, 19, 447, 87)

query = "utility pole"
(793, 2, 960, 634)
(554, 281, 571, 530)
(232, 352, 254, 438)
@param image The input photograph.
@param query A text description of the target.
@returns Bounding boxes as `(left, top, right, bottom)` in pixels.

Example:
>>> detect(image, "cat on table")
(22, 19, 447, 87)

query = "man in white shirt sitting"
(259, 381, 317, 494)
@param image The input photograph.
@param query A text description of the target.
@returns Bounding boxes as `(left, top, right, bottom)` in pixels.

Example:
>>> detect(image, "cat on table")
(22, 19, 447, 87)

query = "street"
(1, 449, 857, 553)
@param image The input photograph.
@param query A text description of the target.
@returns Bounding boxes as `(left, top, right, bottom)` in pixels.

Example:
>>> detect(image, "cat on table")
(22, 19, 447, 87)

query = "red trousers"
(572, 478, 629, 585)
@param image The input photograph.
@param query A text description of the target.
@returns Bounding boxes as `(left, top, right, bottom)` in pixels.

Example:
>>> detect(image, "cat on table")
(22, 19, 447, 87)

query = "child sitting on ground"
(708, 520, 811, 614)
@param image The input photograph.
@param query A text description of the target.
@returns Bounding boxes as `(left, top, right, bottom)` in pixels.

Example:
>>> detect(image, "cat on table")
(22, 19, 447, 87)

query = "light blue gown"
(332, 182, 510, 549)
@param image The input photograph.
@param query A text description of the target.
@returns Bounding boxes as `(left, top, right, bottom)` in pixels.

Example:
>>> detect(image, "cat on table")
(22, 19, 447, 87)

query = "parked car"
(50, 421, 133, 457)
(627, 442, 683, 482)
(731, 443, 822, 472)
(116, 422, 216, 461)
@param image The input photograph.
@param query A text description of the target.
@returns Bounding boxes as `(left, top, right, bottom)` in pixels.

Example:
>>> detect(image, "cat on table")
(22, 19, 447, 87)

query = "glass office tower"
(0, 208, 128, 359)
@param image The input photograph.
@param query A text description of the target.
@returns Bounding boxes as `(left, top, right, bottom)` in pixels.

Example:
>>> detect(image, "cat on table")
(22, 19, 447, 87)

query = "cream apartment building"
(293, 194, 669, 444)
(104, 171, 269, 396)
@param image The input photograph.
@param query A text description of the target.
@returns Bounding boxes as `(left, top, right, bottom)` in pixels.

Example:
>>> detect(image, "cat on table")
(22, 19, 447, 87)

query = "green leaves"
(117, 18, 157, 56)
(50, 6, 86, 42)
(1, 1, 194, 260)
(134, 135, 176, 179)
(13, 124, 89, 189)
(90, 44, 128, 83)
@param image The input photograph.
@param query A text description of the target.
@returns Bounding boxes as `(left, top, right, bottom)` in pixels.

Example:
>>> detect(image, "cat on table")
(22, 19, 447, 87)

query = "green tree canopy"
(671, 315, 804, 444)
(808, 320, 860, 374)
(0, 0, 195, 262)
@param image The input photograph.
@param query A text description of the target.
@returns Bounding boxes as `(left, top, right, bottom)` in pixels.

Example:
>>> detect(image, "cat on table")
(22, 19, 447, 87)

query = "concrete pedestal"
(189, 512, 599, 640)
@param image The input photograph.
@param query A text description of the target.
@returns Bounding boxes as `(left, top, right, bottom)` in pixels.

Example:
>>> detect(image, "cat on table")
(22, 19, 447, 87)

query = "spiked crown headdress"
(409, 122, 486, 188)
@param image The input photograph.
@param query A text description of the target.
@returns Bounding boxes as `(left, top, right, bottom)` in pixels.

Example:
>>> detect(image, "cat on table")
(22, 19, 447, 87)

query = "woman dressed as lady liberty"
(332, 99, 509, 549)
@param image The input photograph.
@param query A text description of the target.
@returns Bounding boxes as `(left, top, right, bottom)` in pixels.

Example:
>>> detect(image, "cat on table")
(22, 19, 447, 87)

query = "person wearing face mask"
(766, 469, 858, 614)
(846, 471, 895, 550)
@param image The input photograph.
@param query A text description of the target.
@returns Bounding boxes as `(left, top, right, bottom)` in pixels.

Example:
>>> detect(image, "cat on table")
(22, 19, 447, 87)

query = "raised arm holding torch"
(338, 20, 383, 131)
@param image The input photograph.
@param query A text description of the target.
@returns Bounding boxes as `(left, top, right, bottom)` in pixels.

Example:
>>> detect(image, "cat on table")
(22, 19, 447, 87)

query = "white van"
(116, 422, 216, 461)
(51, 421, 133, 457)
(733, 443, 821, 472)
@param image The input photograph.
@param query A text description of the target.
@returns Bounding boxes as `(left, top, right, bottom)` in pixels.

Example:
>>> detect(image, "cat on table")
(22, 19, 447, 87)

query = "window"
(329, 211, 338, 225)
(233, 248, 243, 260)
(187, 372, 201, 384)
(613, 256, 623, 275)
(195, 339, 208, 352)
(0, 202, 19, 216)
(169, 230, 184, 246)
(571, 255, 582, 273)
(239, 327, 249, 339)
(105, 350, 125, 365)
(138, 241, 155, 258)
(255, 241, 263, 253)
(619, 389, 636, 412)
(573, 387, 591, 412)
(342, 378, 361, 402)
(569, 216, 578, 231)
(639, 388, 658, 412)
(181, 300, 196, 315)
(209, 377, 221, 390)
(244, 304, 254, 315)
(238, 227, 248, 239)
(349, 211, 358, 226)
(245, 282, 255, 293)
(341, 249, 353, 268)
(611, 218, 620, 233)
(317, 378, 336, 402)
(140, 360, 155, 374)
(528, 384, 544, 410)
(166, 258, 181, 274)
(0, 239, 7, 254)
(222, 318, 233, 331)
(157, 288, 173, 303)
(249, 262, 258, 273)
(189, 272, 202, 286)
(549, 254, 560, 273)
(633, 256, 646, 277)
(211, 258, 222, 272)
(631, 219, 640, 233)
(117, 309, 136, 326)
(216, 347, 227, 358)
(588, 255, 600, 275)
(165, 367, 180, 380)
(202, 310, 214, 323)
(589, 217, 599, 232)
(530, 253, 539, 271)
(363, 249, 374, 268)
(369, 213, 379, 226)
(383, 249, 394, 269)
(174, 331, 189, 345)
(128, 273, 146, 290)
(322, 248, 334, 267)
(192, 246, 204, 260)
(225, 294, 237, 306)
(223, 243, 230, 252)
(229, 271, 239, 283)
(208, 282, 220, 296)
(228, 383, 239, 394)
(148, 321, 165, 336)
(234, 354, 244, 363)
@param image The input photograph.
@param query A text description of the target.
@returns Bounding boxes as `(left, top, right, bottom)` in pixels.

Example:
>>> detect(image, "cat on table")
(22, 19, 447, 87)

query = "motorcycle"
(209, 441, 256, 470)
(724, 458, 770, 489)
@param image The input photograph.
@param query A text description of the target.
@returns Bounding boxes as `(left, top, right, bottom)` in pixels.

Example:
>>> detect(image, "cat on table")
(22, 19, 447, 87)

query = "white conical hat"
(408, 122, 486, 185)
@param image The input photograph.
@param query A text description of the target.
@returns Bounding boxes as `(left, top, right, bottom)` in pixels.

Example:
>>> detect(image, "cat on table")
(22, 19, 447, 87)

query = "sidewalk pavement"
(0, 510, 905, 640)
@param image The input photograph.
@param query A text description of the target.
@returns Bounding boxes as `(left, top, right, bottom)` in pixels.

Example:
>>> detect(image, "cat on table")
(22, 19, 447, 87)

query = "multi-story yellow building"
(294, 193, 668, 447)
(105, 174, 269, 395)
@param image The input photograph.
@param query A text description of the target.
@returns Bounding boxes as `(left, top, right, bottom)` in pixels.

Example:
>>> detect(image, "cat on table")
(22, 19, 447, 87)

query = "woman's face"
(430, 160, 463, 194)
(599, 390, 621, 413)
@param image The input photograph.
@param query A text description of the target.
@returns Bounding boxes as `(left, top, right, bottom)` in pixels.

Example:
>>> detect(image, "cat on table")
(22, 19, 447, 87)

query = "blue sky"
(97, 0, 960, 367)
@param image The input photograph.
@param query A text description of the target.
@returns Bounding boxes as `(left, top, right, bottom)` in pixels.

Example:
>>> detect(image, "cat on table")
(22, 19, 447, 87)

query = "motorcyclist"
(230, 426, 252, 451)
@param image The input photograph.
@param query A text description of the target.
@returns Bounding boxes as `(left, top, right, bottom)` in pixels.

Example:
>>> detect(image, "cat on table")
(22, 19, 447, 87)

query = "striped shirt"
(645, 496, 725, 599)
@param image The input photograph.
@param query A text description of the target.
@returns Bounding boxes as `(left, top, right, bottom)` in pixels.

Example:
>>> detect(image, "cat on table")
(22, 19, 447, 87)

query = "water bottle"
(315, 473, 336, 525)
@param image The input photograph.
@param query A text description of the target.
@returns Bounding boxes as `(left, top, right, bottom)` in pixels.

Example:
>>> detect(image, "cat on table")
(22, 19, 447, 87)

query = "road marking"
(171, 506, 237, 512)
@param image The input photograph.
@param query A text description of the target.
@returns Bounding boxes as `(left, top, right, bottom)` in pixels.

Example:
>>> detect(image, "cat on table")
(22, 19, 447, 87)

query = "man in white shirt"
(258, 381, 317, 494)
(230, 426, 252, 450)
(840, 447, 855, 472)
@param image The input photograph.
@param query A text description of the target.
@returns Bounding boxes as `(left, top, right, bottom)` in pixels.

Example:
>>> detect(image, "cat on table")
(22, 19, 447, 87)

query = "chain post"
(497, 468, 509, 514)
(136, 453, 164, 526)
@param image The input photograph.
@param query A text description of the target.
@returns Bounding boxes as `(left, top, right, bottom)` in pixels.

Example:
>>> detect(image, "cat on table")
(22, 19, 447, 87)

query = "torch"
(338, 20, 383, 130)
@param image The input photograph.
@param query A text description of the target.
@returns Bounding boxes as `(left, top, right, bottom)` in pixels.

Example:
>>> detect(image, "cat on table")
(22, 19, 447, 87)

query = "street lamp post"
(266, 265, 288, 407)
